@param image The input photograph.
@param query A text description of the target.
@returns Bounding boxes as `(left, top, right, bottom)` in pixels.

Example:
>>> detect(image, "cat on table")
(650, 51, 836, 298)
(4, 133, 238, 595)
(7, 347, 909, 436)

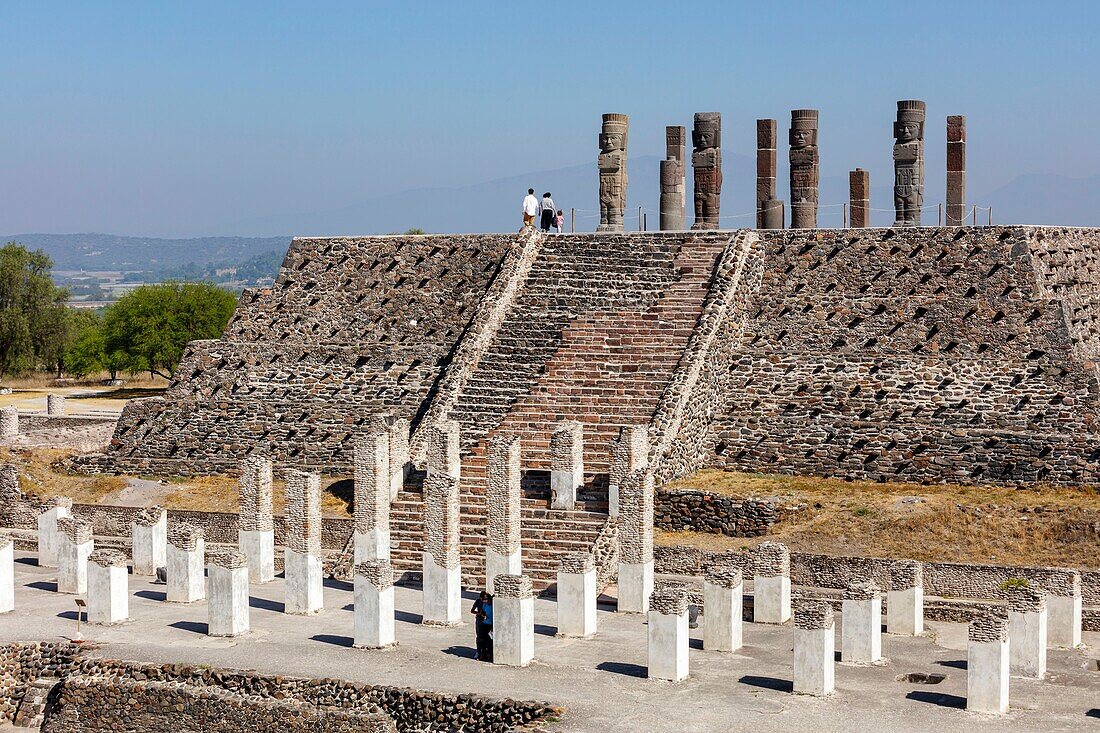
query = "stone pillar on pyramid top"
(660, 125, 686, 231)
(617, 468, 654, 613)
(167, 522, 205, 603)
(1044, 570, 1081, 648)
(887, 559, 923, 635)
(946, 115, 967, 225)
(355, 559, 396, 649)
(485, 433, 522, 593)
(703, 565, 743, 652)
(131, 506, 167, 577)
(893, 100, 926, 227)
(793, 600, 835, 696)
(46, 393, 66, 416)
(427, 419, 461, 479)
(841, 580, 882, 664)
(550, 421, 584, 511)
(557, 552, 597, 638)
(355, 426, 391, 564)
(87, 549, 128, 625)
(57, 517, 93, 595)
(597, 113, 629, 232)
(967, 613, 1009, 715)
(849, 168, 870, 228)
(493, 574, 535, 667)
(0, 406, 18, 438)
(422, 471, 462, 626)
(1, 534, 14, 614)
(789, 109, 820, 229)
(753, 541, 791, 624)
(608, 425, 647, 518)
(757, 119, 783, 229)
(238, 455, 275, 583)
(691, 112, 722, 230)
(1006, 583, 1046, 679)
(37, 496, 73, 569)
(207, 550, 250, 637)
(648, 585, 689, 682)
(388, 417, 411, 501)
(284, 469, 323, 615)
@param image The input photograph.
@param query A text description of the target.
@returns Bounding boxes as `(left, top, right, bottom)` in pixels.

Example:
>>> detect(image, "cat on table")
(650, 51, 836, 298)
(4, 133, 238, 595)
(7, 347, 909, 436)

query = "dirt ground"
(660, 470, 1100, 569)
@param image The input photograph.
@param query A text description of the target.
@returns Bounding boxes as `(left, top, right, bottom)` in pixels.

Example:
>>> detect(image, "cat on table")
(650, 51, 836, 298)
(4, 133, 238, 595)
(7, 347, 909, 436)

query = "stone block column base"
(0, 542, 12, 614)
(753, 575, 791, 624)
(648, 609, 689, 681)
(1009, 608, 1047, 678)
(58, 538, 93, 595)
(354, 580, 396, 649)
(240, 529, 275, 583)
(421, 552, 462, 626)
(1047, 595, 1082, 648)
(967, 638, 1009, 714)
(87, 563, 128, 624)
(494, 596, 535, 667)
(842, 596, 882, 664)
(485, 549, 522, 594)
(208, 565, 250, 636)
(703, 580, 743, 651)
(167, 542, 206, 603)
(37, 507, 70, 569)
(284, 549, 323, 615)
(132, 518, 167, 577)
(556, 570, 597, 638)
(794, 626, 835, 696)
(886, 587, 923, 635)
(617, 561, 654, 614)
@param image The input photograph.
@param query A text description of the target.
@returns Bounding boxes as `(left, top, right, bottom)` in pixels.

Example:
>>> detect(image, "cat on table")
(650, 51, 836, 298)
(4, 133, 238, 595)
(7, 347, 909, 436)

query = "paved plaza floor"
(3, 552, 1098, 732)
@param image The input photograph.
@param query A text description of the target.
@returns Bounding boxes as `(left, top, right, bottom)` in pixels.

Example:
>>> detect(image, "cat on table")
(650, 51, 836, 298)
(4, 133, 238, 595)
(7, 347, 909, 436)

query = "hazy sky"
(2, 1, 1098, 237)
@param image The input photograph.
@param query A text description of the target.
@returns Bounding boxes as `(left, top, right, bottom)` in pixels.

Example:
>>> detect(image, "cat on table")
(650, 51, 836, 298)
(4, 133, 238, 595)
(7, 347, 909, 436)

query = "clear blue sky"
(2, 1, 1098, 236)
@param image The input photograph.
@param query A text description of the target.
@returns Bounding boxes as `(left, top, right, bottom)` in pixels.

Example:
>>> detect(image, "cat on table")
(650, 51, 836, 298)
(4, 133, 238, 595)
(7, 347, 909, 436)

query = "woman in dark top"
(471, 591, 494, 662)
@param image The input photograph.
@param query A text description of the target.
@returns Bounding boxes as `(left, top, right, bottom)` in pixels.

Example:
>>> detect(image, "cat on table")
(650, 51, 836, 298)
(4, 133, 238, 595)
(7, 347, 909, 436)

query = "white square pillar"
(648, 587, 689, 682)
(556, 553, 597, 638)
(793, 600, 835, 696)
(207, 552, 250, 637)
(493, 574, 535, 667)
(37, 500, 72, 568)
(284, 548, 324, 615)
(131, 507, 167, 577)
(967, 614, 1010, 715)
(422, 470, 462, 626)
(354, 559, 396, 649)
(617, 561, 654, 614)
(57, 518, 93, 595)
(1007, 584, 1046, 678)
(1046, 571, 1082, 648)
(422, 552, 462, 626)
(703, 566, 743, 652)
(87, 550, 129, 624)
(753, 542, 791, 624)
(550, 421, 584, 511)
(240, 529, 275, 584)
(887, 559, 923, 635)
(167, 524, 205, 603)
(841, 581, 882, 664)
(1, 536, 15, 614)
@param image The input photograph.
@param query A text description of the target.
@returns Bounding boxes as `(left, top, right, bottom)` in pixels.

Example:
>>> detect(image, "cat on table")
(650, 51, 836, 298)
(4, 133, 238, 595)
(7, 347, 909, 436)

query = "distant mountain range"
(6, 163, 1098, 277)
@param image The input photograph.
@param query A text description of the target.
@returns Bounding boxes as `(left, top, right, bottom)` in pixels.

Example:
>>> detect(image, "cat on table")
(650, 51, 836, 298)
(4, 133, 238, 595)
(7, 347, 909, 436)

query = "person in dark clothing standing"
(471, 591, 494, 662)
(539, 192, 556, 232)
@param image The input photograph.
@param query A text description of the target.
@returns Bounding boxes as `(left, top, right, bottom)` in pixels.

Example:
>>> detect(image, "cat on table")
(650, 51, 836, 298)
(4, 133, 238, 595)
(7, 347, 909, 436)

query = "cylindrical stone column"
(131, 506, 167, 577)
(0, 406, 18, 438)
(493, 574, 535, 667)
(87, 549, 128, 625)
(1045, 570, 1082, 648)
(648, 585, 689, 682)
(793, 600, 835, 696)
(46, 393, 66, 416)
(388, 417, 411, 501)
(660, 126, 686, 231)
(849, 168, 870, 228)
(703, 565, 743, 652)
(841, 581, 882, 664)
(238, 455, 275, 583)
(284, 470, 323, 615)
(355, 428, 391, 564)
(1007, 583, 1046, 678)
(617, 468, 654, 613)
(354, 559, 396, 649)
(167, 523, 205, 603)
(550, 421, 584, 511)
(556, 552, 597, 638)
(761, 198, 785, 230)
(608, 425, 647, 518)
(886, 559, 923, 635)
(752, 542, 791, 624)
(756, 119, 778, 229)
(207, 551, 250, 637)
(422, 471, 462, 626)
(57, 517, 93, 595)
(946, 115, 967, 225)
(486, 433, 522, 593)
(37, 497, 73, 569)
(967, 614, 1010, 715)
(1, 535, 15, 614)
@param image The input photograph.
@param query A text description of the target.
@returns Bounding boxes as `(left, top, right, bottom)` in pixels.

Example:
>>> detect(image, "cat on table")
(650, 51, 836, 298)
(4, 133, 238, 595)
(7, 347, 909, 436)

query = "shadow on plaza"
(248, 596, 284, 613)
(595, 661, 647, 679)
(395, 609, 423, 625)
(26, 581, 56, 592)
(442, 645, 478, 660)
(738, 675, 793, 693)
(1086, 709, 1100, 719)
(311, 633, 353, 648)
(905, 691, 966, 709)
(134, 590, 166, 602)
(936, 659, 968, 670)
(169, 621, 208, 635)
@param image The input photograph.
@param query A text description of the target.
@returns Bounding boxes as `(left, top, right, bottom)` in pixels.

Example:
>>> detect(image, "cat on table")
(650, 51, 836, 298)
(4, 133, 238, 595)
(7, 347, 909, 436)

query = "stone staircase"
(12, 678, 58, 730)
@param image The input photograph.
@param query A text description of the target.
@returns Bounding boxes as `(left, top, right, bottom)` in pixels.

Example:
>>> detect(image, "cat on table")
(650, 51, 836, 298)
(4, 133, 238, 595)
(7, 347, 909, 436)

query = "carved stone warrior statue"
(789, 109, 819, 229)
(597, 113, 628, 232)
(660, 126, 686, 230)
(893, 100, 926, 227)
(691, 113, 722, 230)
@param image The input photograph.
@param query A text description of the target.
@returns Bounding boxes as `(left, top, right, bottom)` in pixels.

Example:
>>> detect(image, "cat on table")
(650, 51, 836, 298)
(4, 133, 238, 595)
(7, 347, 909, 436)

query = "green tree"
(0, 243, 69, 379)
(102, 282, 237, 379)
(61, 309, 108, 378)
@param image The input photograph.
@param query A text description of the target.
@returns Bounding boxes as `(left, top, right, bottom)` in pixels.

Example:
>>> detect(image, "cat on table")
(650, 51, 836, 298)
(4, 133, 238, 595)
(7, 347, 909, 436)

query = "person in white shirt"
(522, 189, 539, 228)
(539, 192, 556, 232)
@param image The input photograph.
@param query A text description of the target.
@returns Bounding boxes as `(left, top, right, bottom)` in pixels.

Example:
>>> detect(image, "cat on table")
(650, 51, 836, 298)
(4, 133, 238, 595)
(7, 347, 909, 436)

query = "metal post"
(638, 206, 643, 232)
(571, 208, 575, 233)
(988, 207, 992, 226)
(843, 203, 848, 229)
(938, 203, 943, 226)
(643, 212, 647, 232)
(972, 205, 977, 226)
